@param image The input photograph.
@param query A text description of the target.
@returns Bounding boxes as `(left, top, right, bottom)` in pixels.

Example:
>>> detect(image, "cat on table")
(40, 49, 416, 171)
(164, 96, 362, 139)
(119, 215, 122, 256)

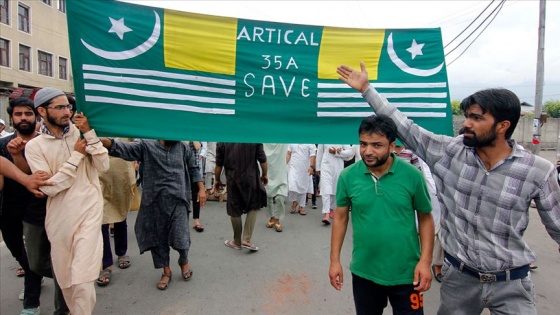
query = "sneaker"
(20, 307, 40, 315)
(18, 288, 24, 300)
(312, 204, 317, 209)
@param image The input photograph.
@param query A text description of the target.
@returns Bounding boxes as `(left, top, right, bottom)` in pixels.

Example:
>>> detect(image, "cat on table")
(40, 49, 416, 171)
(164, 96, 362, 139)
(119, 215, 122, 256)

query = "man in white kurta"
(286, 144, 316, 215)
(25, 88, 109, 314)
(316, 144, 353, 224)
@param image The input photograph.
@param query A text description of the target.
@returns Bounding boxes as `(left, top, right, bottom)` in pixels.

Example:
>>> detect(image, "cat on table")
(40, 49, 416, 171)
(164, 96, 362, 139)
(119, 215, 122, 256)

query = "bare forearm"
(12, 154, 31, 174)
(330, 206, 350, 263)
(417, 212, 435, 264)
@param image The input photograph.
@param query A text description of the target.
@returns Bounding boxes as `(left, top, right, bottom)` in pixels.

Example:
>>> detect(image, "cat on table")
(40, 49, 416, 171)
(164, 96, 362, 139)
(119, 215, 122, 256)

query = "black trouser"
(191, 182, 200, 220)
(23, 221, 70, 314)
(102, 221, 128, 269)
(352, 273, 424, 315)
(0, 215, 42, 309)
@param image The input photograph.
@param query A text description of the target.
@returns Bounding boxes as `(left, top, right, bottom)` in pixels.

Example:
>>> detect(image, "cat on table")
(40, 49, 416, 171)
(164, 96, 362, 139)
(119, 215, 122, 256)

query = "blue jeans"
(437, 259, 536, 315)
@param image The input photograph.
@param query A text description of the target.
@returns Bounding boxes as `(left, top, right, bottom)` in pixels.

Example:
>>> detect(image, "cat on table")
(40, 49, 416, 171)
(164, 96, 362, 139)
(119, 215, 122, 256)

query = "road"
(1, 150, 559, 314)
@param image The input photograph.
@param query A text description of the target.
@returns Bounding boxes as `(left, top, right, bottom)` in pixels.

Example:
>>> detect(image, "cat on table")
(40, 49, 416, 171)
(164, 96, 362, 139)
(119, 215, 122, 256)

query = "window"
(41, 0, 51, 5)
(38, 51, 53, 76)
(0, 0, 9, 25)
(59, 57, 67, 80)
(0, 38, 9, 67)
(58, 0, 66, 13)
(18, 4, 30, 33)
(19, 45, 30, 71)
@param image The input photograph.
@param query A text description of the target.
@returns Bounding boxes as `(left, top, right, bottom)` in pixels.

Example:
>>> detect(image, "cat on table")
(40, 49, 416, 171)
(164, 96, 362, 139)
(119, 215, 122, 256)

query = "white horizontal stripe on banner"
(84, 83, 235, 105)
(317, 111, 446, 118)
(318, 102, 447, 109)
(318, 92, 447, 99)
(83, 73, 235, 95)
(318, 82, 447, 89)
(83, 64, 235, 86)
(85, 96, 235, 115)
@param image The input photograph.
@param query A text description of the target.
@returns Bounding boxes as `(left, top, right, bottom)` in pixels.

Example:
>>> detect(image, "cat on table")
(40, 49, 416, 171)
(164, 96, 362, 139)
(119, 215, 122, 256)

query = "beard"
(14, 120, 36, 135)
(361, 150, 391, 168)
(462, 125, 498, 147)
(46, 111, 69, 129)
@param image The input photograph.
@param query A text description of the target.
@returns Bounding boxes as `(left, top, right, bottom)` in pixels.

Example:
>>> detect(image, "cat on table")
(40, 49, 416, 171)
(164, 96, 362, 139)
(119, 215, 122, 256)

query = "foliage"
(544, 100, 560, 118)
(451, 100, 462, 115)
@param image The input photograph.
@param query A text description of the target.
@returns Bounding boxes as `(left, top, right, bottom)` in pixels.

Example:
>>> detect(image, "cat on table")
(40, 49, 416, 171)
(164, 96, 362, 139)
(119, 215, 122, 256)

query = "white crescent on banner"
(81, 11, 160, 61)
(387, 32, 444, 77)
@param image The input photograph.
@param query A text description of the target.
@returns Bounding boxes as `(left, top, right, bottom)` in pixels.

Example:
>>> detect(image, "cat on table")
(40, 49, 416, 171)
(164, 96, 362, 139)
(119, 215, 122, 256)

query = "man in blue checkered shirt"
(338, 62, 560, 315)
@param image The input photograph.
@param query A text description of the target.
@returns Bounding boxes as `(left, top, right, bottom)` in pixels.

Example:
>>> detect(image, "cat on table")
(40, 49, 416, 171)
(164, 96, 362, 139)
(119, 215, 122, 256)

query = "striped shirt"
(363, 86, 560, 271)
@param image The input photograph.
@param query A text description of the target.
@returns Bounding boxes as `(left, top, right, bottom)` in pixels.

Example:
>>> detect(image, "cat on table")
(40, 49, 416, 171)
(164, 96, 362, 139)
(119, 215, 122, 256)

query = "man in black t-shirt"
(0, 97, 68, 315)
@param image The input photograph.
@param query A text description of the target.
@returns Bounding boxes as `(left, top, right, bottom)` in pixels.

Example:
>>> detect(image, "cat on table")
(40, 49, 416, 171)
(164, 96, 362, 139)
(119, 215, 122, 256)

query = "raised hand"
(73, 113, 92, 134)
(337, 61, 371, 93)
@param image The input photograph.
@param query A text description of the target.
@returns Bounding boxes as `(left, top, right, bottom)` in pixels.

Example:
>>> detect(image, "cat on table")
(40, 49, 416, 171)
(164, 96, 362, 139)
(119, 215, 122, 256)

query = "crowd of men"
(1, 73, 559, 315)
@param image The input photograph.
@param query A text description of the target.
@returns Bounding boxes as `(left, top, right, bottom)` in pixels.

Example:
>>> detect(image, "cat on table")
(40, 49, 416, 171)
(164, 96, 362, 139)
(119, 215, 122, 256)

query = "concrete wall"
(453, 116, 560, 150)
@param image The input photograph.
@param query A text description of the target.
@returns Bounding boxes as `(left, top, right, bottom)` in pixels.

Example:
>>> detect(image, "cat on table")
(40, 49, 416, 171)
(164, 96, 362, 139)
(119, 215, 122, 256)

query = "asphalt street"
(1, 151, 559, 314)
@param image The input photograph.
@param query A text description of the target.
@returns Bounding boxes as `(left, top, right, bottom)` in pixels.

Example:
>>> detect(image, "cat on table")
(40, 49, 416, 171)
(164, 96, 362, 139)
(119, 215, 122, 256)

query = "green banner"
(67, 0, 452, 143)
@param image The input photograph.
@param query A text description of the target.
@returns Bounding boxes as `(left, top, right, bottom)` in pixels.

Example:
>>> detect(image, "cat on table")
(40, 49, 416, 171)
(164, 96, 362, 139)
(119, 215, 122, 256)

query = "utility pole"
(531, 0, 546, 155)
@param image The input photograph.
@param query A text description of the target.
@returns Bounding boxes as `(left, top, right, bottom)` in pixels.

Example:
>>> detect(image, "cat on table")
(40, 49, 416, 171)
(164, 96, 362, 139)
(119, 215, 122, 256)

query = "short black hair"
(460, 88, 521, 139)
(358, 114, 397, 143)
(8, 97, 37, 117)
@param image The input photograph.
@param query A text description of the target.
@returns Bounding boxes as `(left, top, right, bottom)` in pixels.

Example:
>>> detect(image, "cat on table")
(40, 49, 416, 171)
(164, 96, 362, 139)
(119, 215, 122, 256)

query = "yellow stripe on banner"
(164, 10, 237, 75)
(318, 28, 385, 80)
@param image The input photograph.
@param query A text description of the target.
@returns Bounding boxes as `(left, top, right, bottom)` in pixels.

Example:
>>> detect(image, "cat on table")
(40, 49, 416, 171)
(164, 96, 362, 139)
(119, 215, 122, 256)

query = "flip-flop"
(274, 223, 283, 232)
(322, 218, 331, 225)
(299, 209, 307, 215)
(96, 268, 112, 287)
(242, 242, 259, 251)
(117, 255, 131, 269)
(265, 220, 275, 228)
(224, 240, 242, 250)
(193, 224, 205, 232)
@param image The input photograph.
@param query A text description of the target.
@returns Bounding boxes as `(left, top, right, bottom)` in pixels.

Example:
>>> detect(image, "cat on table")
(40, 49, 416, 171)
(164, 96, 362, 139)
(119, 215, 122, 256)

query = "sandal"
(157, 272, 172, 290)
(274, 223, 283, 232)
(224, 239, 242, 250)
(16, 267, 25, 277)
(242, 241, 259, 251)
(178, 261, 193, 281)
(298, 208, 307, 216)
(117, 255, 131, 269)
(193, 224, 204, 232)
(96, 268, 112, 287)
(266, 219, 275, 228)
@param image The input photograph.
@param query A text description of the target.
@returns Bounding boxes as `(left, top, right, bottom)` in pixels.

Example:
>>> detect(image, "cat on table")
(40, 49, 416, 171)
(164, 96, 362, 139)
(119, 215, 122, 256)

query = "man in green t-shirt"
(329, 114, 434, 315)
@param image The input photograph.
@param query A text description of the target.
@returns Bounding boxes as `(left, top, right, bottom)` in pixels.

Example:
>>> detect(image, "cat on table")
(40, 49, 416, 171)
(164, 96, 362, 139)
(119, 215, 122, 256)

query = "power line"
(444, 0, 496, 49)
(447, 0, 506, 67)
(445, 0, 506, 57)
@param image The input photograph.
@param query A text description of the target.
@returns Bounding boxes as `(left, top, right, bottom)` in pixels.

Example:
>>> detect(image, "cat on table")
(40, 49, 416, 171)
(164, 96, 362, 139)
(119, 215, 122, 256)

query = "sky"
(125, 0, 560, 104)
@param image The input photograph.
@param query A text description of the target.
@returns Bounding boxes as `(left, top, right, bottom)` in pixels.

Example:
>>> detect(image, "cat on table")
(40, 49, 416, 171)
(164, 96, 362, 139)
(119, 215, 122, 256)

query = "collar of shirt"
(41, 124, 70, 138)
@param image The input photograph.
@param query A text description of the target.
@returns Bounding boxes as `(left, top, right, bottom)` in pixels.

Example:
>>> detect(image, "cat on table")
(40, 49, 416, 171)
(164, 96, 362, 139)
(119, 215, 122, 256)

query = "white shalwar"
(317, 144, 353, 214)
(287, 144, 316, 207)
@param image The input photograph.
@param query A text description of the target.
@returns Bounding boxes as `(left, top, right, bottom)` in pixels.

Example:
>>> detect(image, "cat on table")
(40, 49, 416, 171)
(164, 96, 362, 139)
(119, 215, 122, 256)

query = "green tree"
(451, 100, 462, 115)
(544, 100, 560, 118)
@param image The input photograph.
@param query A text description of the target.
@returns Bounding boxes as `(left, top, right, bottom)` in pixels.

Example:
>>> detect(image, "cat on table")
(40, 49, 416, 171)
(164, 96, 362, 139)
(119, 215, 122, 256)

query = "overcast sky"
(126, 0, 559, 104)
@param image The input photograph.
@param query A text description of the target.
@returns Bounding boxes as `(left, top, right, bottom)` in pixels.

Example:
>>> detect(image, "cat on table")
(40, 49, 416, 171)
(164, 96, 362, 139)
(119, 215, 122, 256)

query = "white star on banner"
(108, 17, 132, 40)
(406, 39, 425, 60)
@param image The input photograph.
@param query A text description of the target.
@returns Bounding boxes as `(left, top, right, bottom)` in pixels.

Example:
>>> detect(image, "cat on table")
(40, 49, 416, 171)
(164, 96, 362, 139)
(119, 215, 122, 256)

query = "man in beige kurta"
(25, 88, 109, 314)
